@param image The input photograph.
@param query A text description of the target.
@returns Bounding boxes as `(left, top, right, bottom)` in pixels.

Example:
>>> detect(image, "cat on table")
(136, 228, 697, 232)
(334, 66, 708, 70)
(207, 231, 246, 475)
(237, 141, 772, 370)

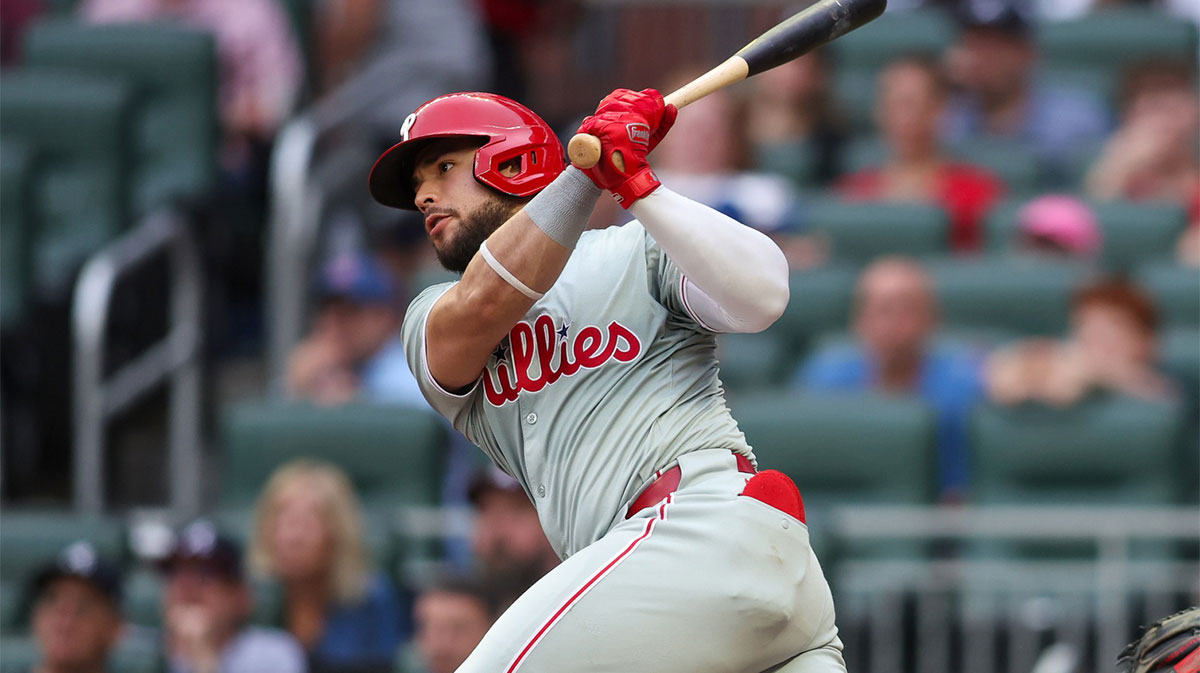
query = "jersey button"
(537, 484, 546, 498)
(525, 412, 538, 425)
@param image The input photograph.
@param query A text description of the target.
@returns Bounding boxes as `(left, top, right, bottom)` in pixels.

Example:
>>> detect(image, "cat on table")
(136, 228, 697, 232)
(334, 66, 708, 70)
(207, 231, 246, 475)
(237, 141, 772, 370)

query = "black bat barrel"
(736, 0, 888, 76)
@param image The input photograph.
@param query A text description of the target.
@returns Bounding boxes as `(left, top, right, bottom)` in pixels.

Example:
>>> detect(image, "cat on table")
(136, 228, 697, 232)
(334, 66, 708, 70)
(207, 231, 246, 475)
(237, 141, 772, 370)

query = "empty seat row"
(792, 198, 1189, 271)
(730, 391, 1191, 560)
(0, 19, 217, 318)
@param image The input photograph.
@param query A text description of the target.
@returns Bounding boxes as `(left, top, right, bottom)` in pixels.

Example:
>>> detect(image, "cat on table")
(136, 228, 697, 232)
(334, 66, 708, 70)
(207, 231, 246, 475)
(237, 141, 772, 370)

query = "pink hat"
(1018, 195, 1102, 257)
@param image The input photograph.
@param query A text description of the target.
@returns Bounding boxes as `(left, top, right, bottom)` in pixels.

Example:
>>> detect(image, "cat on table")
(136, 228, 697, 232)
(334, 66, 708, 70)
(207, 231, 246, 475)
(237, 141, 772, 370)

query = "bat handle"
(566, 56, 747, 171)
(567, 134, 608, 171)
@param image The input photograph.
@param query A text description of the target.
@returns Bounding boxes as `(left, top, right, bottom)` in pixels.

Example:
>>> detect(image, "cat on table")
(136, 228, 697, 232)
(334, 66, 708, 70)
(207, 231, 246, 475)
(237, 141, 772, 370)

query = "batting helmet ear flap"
(369, 92, 567, 210)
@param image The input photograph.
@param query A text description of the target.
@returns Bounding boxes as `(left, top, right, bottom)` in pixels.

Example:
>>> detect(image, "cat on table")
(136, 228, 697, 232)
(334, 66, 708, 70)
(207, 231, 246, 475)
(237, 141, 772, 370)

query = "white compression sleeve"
(627, 186, 790, 333)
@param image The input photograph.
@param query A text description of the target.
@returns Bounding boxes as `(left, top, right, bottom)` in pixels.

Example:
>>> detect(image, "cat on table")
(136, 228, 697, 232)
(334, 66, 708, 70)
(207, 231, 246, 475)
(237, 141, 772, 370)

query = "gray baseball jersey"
(402, 220, 754, 557)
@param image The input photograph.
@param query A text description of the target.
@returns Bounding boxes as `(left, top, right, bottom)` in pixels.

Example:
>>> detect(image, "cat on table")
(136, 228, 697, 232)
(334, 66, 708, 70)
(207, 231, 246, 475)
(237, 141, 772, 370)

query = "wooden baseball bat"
(567, 0, 888, 171)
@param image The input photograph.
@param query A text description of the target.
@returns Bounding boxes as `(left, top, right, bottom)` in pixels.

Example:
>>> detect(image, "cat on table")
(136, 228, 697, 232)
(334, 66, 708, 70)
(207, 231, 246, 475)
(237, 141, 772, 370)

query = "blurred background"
(0, 0, 1197, 671)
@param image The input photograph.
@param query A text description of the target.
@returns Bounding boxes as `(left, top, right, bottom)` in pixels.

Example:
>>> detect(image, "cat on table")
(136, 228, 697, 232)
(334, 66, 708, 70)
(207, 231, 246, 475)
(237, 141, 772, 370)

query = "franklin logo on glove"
(626, 123, 652, 146)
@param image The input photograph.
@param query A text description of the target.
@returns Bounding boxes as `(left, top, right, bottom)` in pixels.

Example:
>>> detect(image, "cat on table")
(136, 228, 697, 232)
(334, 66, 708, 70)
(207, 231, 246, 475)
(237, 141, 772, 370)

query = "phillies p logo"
(626, 123, 651, 146)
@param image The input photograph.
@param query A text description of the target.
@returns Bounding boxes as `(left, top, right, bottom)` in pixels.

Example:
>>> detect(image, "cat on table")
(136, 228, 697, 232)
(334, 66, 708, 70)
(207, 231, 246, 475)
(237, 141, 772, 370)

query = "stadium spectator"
(1014, 194, 1103, 260)
(467, 467, 559, 609)
(249, 460, 403, 672)
(941, 0, 1110, 180)
(28, 541, 124, 673)
(409, 575, 499, 673)
(1085, 61, 1199, 212)
(744, 48, 847, 187)
(985, 279, 1175, 406)
(160, 520, 305, 673)
(286, 250, 423, 407)
(794, 257, 984, 499)
(837, 55, 1004, 252)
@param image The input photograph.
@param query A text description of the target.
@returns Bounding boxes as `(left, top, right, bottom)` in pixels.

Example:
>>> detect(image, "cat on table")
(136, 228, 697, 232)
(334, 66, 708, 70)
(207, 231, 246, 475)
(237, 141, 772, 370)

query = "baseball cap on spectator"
(468, 466, 526, 506)
(1017, 195, 1102, 258)
(314, 251, 398, 305)
(31, 541, 123, 609)
(158, 519, 243, 582)
(954, 0, 1032, 36)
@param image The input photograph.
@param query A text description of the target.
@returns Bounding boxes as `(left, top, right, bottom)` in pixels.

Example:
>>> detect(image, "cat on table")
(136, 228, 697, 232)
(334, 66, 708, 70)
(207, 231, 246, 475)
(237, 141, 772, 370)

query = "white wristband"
(479, 239, 544, 301)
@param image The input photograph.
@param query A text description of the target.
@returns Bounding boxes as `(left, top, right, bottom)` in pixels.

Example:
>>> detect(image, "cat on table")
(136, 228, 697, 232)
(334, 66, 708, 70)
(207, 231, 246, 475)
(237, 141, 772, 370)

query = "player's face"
(412, 139, 525, 273)
(33, 577, 123, 670)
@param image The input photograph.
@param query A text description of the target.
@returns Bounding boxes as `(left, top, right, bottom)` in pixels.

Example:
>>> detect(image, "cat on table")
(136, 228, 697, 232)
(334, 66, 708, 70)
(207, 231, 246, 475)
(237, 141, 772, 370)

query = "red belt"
(626, 452, 756, 519)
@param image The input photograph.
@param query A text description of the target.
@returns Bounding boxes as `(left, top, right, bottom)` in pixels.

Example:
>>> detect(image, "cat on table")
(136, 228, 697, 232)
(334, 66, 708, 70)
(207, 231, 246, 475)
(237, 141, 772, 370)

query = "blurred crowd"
(22, 459, 557, 673)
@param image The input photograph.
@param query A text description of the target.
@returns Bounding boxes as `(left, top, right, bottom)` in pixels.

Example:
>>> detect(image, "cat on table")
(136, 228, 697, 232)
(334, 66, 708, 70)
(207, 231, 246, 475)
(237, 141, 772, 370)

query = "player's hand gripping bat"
(567, 0, 888, 171)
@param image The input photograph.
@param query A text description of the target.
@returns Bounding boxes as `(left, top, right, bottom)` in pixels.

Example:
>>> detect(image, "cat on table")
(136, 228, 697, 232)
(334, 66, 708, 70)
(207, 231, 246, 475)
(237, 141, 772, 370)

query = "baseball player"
(368, 89, 844, 672)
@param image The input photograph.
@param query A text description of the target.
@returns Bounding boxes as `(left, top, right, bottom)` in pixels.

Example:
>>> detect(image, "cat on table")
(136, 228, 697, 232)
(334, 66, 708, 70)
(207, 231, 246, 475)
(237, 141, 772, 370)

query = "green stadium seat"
(767, 264, 857, 364)
(730, 391, 937, 558)
(0, 511, 125, 586)
(801, 198, 949, 264)
(219, 402, 449, 509)
(1, 142, 36, 328)
(1160, 326, 1199, 402)
(0, 70, 135, 293)
(971, 395, 1183, 505)
(1037, 9, 1198, 104)
(1137, 262, 1199, 328)
(842, 137, 886, 174)
(928, 257, 1093, 336)
(970, 395, 1186, 560)
(715, 332, 789, 393)
(1093, 201, 1188, 272)
(753, 139, 820, 188)
(948, 140, 1042, 196)
(0, 583, 21, 634)
(985, 199, 1186, 271)
(24, 19, 219, 214)
(832, 9, 957, 70)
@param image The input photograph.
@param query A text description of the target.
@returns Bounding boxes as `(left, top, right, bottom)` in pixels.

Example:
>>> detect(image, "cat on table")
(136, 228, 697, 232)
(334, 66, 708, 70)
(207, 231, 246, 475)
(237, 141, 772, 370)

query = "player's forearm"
(629, 186, 790, 332)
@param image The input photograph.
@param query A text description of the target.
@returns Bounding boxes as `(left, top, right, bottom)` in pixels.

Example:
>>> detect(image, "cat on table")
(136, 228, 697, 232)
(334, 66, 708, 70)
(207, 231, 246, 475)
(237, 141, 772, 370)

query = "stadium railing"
(72, 210, 203, 517)
(829, 505, 1200, 673)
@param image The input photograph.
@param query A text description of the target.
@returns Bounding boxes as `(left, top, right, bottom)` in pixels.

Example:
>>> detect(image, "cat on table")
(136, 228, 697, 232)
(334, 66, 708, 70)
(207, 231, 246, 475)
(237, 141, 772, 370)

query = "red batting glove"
(578, 89, 677, 207)
(593, 88, 677, 151)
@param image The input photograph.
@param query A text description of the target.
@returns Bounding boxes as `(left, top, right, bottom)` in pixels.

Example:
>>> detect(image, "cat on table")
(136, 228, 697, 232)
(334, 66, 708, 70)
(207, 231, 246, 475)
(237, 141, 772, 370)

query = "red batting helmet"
(368, 92, 566, 210)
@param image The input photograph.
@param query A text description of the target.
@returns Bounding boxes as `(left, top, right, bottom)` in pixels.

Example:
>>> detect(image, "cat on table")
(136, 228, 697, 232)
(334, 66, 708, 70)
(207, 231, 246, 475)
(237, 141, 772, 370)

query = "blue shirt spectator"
(940, 0, 1111, 182)
(311, 571, 404, 671)
(942, 84, 1110, 177)
(360, 334, 425, 406)
(287, 251, 423, 407)
(793, 258, 985, 498)
(796, 341, 983, 497)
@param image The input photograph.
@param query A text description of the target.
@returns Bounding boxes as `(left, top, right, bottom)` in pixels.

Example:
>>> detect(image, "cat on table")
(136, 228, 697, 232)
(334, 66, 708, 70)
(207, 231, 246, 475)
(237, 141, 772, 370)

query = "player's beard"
(435, 195, 525, 274)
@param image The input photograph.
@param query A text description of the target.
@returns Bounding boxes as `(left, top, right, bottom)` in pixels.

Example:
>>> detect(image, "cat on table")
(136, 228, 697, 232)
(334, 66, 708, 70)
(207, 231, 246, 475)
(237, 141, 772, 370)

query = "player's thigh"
(459, 493, 838, 673)
(453, 514, 658, 673)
